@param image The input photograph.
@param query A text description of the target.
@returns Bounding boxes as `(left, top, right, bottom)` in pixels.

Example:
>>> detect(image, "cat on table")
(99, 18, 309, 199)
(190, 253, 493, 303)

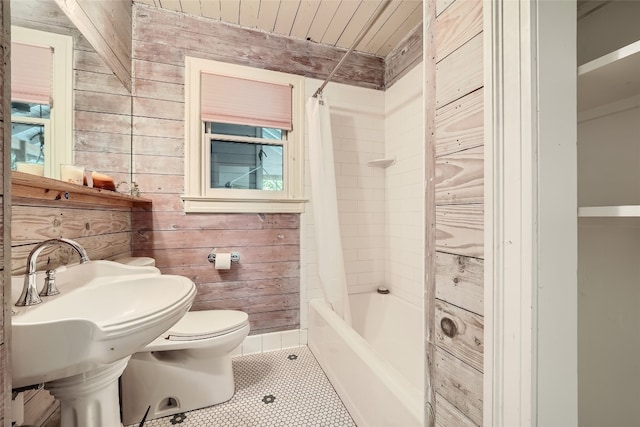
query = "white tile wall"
(384, 64, 425, 309)
(301, 64, 424, 323)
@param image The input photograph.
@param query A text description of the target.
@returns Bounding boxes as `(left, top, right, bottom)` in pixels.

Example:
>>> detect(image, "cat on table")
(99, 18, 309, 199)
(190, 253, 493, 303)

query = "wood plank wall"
(1, 1, 9, 423)
(11, 0, 133, 189)
(429, 0, 485, 425)
(10, 0, 136, 273)
(130, 5, 309, 335)
(53, 0, 132, 92)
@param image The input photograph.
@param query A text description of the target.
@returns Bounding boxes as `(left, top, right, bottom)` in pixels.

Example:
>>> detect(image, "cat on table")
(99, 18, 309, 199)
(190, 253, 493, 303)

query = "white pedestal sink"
(11, 260, 197, 427)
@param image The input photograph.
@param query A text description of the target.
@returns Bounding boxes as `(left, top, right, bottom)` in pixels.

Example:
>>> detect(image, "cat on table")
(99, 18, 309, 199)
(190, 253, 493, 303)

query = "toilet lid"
(164, 310, 249, 341)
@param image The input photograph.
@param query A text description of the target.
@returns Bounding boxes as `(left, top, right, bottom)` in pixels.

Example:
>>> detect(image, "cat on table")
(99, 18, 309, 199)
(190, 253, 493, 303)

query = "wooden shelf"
(11, 171, 152, 209)
(578, 205, 640, 217)
(578, 40, 640, 111)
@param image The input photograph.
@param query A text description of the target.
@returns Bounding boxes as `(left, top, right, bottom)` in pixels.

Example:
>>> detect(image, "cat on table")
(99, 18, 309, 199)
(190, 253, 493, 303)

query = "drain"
(377, 286, 390, 294)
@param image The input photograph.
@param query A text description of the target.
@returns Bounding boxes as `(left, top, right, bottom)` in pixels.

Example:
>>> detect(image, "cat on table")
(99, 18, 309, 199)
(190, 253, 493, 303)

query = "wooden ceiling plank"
(134, 0, 157, 6)
(305, 0, 340, 44)
(273, 0, 300, 36)
(256, 0, 280, 32)
(159, 0, 183, 12)
(375, 2, 421, 56)
(290, 0, 321, 40)
(220, 0, 240, 24)
(320, 0, 362, 46)
(335, 0, 382, 49)
(239, 0, 260, 28)
(200, 0, 222, 19)
(355, 0, 401, 51)
(363, 0, 419, 54)
(180, 0, 202, 15)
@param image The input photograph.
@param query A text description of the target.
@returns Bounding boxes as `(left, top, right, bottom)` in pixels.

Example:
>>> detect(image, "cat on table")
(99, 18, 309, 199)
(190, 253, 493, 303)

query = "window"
(11, 27, 72, 179)
(183, 57, 305, 213)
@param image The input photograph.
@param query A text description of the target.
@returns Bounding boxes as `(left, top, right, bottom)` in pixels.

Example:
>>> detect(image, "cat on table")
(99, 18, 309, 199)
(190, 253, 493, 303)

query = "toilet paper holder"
(207, 251, 240, 263)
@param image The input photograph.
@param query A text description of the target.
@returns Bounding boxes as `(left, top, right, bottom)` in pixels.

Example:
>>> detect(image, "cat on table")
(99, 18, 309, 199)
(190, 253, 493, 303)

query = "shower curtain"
(306, 96, 352, 324)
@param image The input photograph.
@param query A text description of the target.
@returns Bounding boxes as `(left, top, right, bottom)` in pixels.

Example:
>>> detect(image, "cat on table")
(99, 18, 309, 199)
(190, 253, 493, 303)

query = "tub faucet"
(15, 238, 90, 307)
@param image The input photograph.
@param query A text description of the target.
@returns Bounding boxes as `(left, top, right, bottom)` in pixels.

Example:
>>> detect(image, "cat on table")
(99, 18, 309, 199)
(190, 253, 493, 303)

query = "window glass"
(11, 122, 45, 169)
(210, 141, 283, 190)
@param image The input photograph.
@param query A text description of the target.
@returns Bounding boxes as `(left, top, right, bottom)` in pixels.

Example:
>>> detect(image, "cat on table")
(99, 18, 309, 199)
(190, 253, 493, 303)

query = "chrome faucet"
(15, 238, 90, 306)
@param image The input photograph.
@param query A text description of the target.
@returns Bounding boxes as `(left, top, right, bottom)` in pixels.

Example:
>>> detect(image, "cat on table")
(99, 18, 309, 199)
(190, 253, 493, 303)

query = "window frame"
(183, 57, 306, 213)
(11, 26, 73, 179)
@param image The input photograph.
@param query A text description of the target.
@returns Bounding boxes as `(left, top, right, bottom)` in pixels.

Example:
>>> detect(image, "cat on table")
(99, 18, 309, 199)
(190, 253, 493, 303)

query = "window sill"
(181, 195, 307, 213)
(12, 171, 152, 209)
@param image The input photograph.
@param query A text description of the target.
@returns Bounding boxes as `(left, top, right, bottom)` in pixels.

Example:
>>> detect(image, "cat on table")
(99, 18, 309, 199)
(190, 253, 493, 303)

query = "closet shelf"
(578, 205, 640, 217)
(577, 39, 640, 111)
(367, 158, 396, 168)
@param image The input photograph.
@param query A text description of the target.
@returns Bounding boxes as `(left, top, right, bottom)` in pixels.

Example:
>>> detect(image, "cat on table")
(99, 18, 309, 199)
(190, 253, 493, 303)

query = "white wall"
(301, 63, 424, 327)
(384, 64, 424, 308)
(577, 102, 640, 427)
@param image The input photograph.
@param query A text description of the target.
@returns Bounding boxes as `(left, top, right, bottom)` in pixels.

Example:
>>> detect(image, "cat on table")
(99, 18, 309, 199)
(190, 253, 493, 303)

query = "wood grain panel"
(11, 205, 130, 244)
(319, 0, 360, 46)
(55, 0, 132, 91)
(74, 111, 131, 134)
(134, 228, 299, 250)
(194, 276, 298, 298)
(435, 252, 484, 315)
(143, 245, 299, 268)
(11, 0, 77, 33)
(75, 131, 131, 154)
(133, 212, 300, 231)
(435, 347, 483, 425)
(373, 2, 423, 57)
(74, 90, 132, 115)
(435, 146, 483, 205)
(133, 96, 183, 121)
(73, 151, 131, 174)
(132, 116, 183, 139)
(436, 33, 483, 109)
(157, 261, 299, 284)
(385, 22, 423, 89)
(195, 292, 299, 315)
(133, 154, 182, 175)
(435, 88, 484, 157)
(131, 135, 184, 156)
(435, 205, 484, 258)
(74, 50, 115, 74)
(133, 4, 385, 90)
(132, 173, 183, 194)
(132, 59, 183, 84)
(133, 78, 184, 102)
(435, 0, 455, 17)
(74, 70, 130, 96)
(12, 232, 132, 274)
(435, 0, 482, 62)
(435, 393, 478, 427)
(435, 299, 483, 372)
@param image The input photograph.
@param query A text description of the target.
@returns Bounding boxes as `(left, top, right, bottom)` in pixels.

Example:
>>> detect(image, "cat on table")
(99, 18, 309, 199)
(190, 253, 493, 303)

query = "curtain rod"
(312, 0, 393, 98)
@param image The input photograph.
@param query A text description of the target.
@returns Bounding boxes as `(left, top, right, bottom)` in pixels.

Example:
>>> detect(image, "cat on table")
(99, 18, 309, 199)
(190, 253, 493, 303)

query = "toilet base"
(121, 350, 236, 424)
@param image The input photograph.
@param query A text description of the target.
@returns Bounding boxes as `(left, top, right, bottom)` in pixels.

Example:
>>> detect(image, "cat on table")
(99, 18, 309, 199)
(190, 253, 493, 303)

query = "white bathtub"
(308, 292, 424, 426)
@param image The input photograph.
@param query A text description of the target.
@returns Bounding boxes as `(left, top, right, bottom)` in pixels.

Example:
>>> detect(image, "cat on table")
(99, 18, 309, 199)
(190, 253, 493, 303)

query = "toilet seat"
(164, 310, 249, 341)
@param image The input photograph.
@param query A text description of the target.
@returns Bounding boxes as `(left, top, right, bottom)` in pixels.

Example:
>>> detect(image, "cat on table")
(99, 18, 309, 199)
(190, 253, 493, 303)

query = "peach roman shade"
(201, 73, 292, 131)
(11, 42, 53, 105)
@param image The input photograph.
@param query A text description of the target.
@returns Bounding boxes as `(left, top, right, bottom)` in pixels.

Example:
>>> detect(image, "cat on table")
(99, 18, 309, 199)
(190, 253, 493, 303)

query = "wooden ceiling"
(133, 0, 423, 57)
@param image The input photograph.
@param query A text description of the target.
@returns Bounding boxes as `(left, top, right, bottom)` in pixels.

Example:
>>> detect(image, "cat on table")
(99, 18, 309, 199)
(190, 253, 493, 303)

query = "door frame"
(484, 1, 578, 425)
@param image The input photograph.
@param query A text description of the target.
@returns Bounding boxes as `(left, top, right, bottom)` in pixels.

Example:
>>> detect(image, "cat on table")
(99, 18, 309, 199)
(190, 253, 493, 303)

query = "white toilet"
(116, 257, 250, 424)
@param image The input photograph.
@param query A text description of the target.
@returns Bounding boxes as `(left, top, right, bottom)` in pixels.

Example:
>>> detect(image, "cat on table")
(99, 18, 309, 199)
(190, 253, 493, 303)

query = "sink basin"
(11, 260, 196, 389)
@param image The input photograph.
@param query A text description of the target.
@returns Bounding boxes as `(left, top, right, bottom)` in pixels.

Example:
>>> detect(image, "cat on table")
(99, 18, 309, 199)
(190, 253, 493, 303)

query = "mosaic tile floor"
(129, 346, 356, 427)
